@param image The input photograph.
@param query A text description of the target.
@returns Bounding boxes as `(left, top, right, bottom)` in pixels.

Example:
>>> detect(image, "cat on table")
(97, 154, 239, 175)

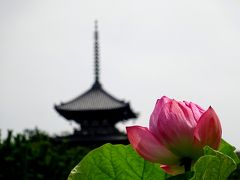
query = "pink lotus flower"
(126, 96, 222, 175)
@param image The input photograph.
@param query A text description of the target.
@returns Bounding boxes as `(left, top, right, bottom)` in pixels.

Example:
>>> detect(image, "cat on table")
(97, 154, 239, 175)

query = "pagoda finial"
(94, 20, 100, 85)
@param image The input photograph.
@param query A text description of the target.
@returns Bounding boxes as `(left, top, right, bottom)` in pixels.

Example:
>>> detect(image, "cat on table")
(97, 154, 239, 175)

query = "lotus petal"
(194, 107, 222, 149)
(126, 126, 179, 165)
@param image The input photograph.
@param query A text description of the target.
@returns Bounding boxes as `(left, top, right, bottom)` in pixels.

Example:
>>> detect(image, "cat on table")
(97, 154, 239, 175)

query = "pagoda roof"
(55, 82, 131, 111)
(55, 82, 137, 121)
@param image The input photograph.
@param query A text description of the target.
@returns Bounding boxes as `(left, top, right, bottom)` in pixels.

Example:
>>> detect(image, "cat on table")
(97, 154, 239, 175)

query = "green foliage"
(69, 140, 240, 180)
(219, 139, 240, 179)
(0, 129, 90, 180)
(166, 172, 193, 180)
(68, 143, 166, 180)
(0, 129, 240, 180)
(190, 146, 237, 180)
(219, 139, 240, 164)
(3, 131, 239, 180)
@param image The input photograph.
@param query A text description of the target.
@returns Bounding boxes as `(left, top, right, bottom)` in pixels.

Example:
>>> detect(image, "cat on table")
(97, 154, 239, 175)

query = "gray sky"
(1, 0, 240, 150)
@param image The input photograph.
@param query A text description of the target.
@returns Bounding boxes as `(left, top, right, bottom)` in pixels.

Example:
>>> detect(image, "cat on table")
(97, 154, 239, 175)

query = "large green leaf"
(219, 139, 240, 164)
(68, 143, 166, 180)
(190, 146, 237, 180)
(167, 171, 193, 180)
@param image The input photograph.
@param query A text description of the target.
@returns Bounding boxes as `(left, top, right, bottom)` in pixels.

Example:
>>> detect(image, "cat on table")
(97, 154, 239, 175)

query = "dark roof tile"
(55, 82, 129, 111)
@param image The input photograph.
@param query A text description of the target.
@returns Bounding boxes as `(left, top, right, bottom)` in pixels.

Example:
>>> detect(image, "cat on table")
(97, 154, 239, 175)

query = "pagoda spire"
(93, 20, 100, 88)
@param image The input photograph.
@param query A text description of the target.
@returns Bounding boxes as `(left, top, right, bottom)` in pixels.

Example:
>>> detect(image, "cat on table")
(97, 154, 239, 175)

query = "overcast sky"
(1, 0, 240, 149)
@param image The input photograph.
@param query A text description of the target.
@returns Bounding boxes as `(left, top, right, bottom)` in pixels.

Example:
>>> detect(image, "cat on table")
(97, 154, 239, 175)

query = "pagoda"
(54, 21, 137, 145)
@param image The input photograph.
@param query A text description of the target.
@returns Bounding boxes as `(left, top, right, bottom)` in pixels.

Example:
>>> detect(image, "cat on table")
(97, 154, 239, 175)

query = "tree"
(0, 129, 90, 180)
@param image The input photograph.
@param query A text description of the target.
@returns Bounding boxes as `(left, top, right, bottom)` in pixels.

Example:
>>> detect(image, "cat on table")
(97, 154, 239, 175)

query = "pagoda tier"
(54, 81, 137, 125)
(54, 133, 130, 146)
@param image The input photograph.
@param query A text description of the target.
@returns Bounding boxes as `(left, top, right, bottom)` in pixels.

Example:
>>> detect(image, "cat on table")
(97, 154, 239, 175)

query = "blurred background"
(0, 1, 240, 178)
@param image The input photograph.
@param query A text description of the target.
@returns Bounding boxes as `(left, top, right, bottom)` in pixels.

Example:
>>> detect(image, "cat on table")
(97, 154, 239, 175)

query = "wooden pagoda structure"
(54, 22, 137, 145)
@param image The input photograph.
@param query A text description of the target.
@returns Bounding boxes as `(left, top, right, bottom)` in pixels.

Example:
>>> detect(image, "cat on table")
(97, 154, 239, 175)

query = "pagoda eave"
(54, 134, 130, 146)
(54, 105, 137, 123)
